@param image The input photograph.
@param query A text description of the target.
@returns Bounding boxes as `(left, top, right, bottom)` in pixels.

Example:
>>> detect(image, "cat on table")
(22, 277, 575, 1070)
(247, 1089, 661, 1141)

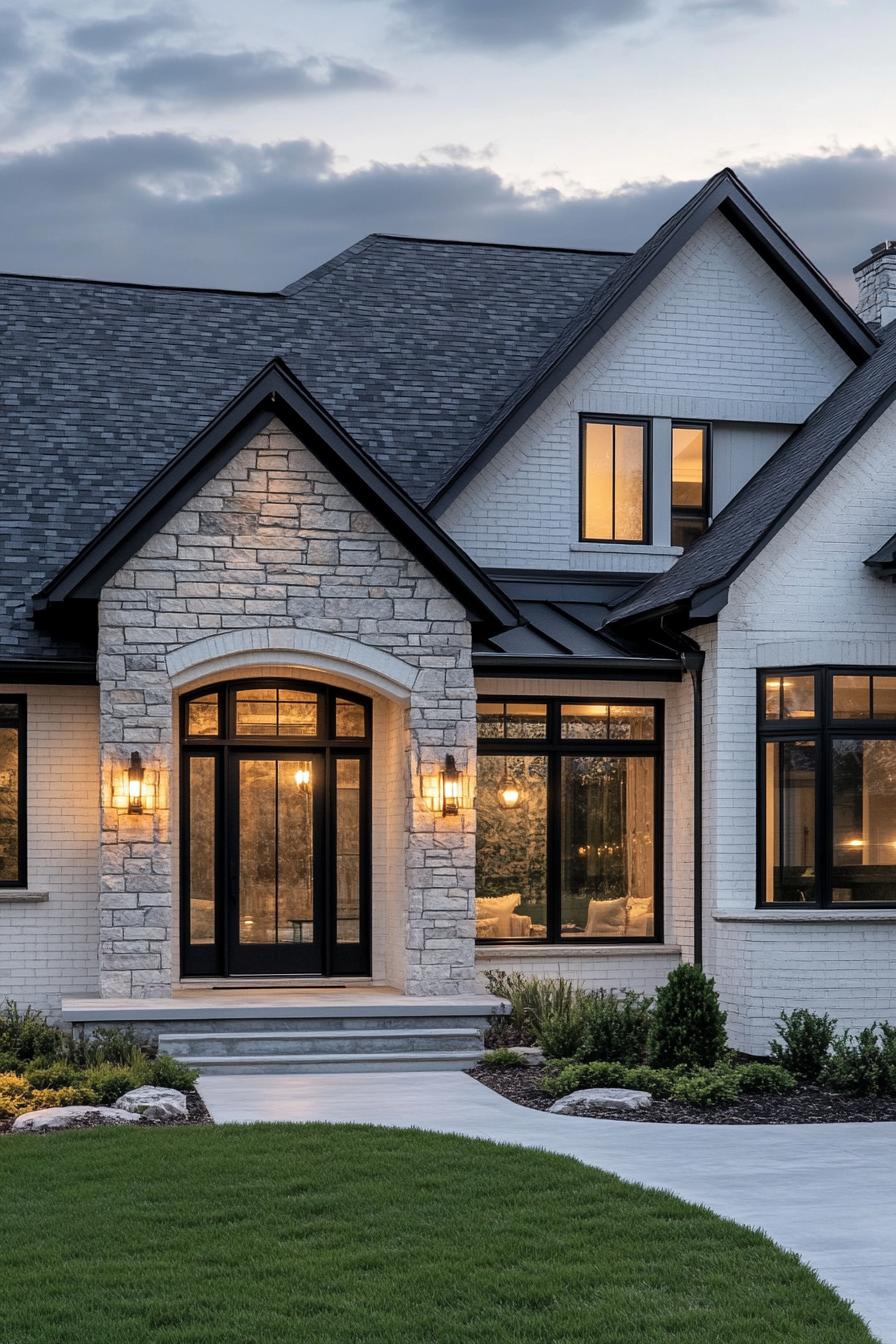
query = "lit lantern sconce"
(420, 754, 472, 816)
(112, 751, 156, 814)
(497, 773, 522, 810)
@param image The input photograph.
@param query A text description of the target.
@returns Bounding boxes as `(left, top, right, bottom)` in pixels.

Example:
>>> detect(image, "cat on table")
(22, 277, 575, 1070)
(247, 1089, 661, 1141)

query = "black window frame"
(670, 420, 711, 550)
(0, 695, 26, 889)
(757, 666, 896, 908)
(476, 695, 664, 944)
(579, 414, 651, 545)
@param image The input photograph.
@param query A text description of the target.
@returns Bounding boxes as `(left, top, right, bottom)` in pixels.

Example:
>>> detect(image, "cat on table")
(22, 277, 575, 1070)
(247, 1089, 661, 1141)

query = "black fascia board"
(428, 170, 877, 518)
(472, 654, 682, 680)
(35, 359, 518, 636)
(0, 659, 97, 684)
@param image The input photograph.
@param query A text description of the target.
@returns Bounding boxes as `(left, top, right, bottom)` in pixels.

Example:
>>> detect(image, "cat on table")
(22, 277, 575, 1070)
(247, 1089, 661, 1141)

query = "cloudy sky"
(1, 0, 894, 295)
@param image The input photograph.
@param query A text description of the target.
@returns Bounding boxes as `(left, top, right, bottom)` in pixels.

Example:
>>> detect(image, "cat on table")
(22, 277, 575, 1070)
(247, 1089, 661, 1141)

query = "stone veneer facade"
(97, 419, 477, 999)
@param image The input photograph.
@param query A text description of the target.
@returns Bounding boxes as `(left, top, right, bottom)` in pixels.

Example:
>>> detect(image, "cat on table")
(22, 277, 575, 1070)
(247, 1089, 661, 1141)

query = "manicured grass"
(0, 1124, 875, 1343)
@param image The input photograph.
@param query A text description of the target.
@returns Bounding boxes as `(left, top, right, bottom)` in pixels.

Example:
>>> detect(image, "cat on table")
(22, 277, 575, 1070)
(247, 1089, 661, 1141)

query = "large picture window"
(580, 416, 649, 543)
(0, 697, 25, 888)
(759, 669, 896, 905)
(475, 698, 662, 942)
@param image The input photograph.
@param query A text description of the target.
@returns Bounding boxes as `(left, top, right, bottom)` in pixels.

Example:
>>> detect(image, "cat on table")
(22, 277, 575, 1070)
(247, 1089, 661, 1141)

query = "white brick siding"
(702, 400, 896, 1052)
(440, 213, 853, 572)
(0, 684, 99, 1018)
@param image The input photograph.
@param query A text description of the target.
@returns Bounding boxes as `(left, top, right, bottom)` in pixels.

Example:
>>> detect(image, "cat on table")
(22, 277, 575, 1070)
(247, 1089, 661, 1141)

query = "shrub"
(0, 1001, 66, 1064)
(622, 1065, 676, 1100)
(823, 1026, 887, 1097)
(647, 965, 727, 1069)
(671, 1065, 741, 1108)
(770, 1009, 837, 1081)
(148, 1054, 199, 1092)
(880, 1023, 896, 1096)
(537, 1005, 589, 1061)
(484, 972, 587, 1045)
(480, 1049, 527, 1069)
(733, 1062, 796, 1095)
(23, 1061, 80, 1090)
(0, 1072, 32, 1119)
(84, 1064, 142, 1106)
(576, 990, 653, 1066)
(67, 1025, 145, 1069)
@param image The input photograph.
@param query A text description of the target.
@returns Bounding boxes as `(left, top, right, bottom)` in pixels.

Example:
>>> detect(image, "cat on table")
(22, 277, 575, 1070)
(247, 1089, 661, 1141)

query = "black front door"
(181, 680, 371, 978)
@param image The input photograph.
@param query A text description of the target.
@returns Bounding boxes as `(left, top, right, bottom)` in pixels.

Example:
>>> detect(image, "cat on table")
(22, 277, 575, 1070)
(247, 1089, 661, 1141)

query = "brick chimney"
(854, 241, 896, 329)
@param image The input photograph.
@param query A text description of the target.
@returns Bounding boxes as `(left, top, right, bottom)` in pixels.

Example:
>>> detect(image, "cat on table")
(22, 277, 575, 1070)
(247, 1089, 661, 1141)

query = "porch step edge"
(187, 1050, 483, 1074)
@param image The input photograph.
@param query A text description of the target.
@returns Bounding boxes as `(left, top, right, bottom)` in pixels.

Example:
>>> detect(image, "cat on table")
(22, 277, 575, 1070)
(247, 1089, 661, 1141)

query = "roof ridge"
(366, 233, 633, 257)
(280, 234, 383, 297)
(0, 271, 285, 298)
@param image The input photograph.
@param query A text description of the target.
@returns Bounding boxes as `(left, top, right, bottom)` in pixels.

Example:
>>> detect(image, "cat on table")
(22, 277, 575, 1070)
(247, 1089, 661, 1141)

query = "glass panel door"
(230, 752, 322, 974)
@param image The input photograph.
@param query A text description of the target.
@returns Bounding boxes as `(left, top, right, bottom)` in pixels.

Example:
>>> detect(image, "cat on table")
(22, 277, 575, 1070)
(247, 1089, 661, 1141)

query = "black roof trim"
(428, 167, 878, 516)
(36, 359, 518, 636)
(472, 654, 681, 680)
(0, 659, 97, 685)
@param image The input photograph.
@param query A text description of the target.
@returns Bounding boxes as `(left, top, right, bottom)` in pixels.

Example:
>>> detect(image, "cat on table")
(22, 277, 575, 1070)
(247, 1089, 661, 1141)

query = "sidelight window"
(0, 698, 25, 887)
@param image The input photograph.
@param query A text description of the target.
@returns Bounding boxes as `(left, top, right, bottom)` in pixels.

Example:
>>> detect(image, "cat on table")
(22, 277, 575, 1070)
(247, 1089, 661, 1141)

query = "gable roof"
(35, 359, 518, 637)
(609, 327, 896, 628)
(0, 238, 625, 664)
(427, 167, 878, 515)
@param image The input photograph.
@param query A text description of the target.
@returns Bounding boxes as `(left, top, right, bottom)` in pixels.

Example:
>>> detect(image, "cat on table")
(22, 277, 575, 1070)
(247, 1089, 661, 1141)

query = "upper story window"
(0, 697, 26, 888)
(671, 422, 709, 549)
(759, 668, 896, 907)
(580, 416, 649, 544)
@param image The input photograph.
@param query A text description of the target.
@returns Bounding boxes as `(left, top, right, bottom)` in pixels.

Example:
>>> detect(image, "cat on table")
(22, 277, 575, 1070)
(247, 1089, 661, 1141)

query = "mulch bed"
(0, 1089, 212, 1135)
(470, 1064, 896, 1124)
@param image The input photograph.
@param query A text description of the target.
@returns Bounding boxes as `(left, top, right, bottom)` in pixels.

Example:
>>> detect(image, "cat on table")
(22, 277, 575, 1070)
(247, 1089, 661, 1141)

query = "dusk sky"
(2, 0, 894, 294)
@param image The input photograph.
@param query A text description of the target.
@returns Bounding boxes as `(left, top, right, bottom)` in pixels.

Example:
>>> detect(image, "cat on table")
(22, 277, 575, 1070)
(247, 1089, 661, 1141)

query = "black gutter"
(0, 659, 97, 684)
(472, 655, 682, 680)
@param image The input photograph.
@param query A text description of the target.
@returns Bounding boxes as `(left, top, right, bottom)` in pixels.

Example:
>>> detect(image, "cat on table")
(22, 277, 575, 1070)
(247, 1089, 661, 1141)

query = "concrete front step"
(183, 1050, 484, 1075)
(159, 1027, 482, 1059)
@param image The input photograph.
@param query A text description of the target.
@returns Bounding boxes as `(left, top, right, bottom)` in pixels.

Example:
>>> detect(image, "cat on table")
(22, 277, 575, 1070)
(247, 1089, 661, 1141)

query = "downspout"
(659, 619, 705, 967)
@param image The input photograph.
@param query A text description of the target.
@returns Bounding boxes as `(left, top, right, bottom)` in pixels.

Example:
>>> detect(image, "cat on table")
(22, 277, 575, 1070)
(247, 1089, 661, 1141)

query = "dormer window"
(580, 416, 649, 543)
(671, 422, 709, 549)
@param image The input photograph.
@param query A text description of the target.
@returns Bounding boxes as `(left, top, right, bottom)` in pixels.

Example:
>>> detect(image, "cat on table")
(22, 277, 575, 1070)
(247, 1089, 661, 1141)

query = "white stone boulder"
(513, 1046, 545, 1068)
(549, 1087, 652, 1115)
(12, 1105, 143, 1132)
(114, 1086, 188, 1121)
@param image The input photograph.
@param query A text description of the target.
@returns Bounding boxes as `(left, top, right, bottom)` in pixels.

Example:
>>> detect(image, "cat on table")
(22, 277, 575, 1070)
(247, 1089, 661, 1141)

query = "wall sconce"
(420, 754, 472, 816)
(112, 751, 156, 814)
(293, 763, 312, 791)
(497, 773, 523, 810)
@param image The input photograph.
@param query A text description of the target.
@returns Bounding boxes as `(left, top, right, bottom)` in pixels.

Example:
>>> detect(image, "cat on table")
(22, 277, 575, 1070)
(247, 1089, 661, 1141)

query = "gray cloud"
(67, 8, 187, 54)
(392, 0, 652, 49)
(0, 134, 892, 297)
(683, 0, 787, 17)
(0, 8, 28, 70)
(117, 49, 392, 105)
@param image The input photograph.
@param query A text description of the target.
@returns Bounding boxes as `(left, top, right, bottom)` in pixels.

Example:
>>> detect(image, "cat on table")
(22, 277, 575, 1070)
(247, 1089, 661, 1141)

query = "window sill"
(0, 890, 49, 904)
(713, 909, 896, 924)
(475, 942, 681, 959)
(571, 543, 682, 557)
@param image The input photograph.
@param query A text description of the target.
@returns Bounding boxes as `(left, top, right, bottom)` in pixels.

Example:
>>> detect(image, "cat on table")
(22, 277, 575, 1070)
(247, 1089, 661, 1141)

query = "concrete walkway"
(197, 1070, 896, 1343)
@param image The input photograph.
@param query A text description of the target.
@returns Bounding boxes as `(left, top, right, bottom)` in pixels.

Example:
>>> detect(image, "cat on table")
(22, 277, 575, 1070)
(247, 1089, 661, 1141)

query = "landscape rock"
(549, 1087, 653, 1115)
(513, 1047, 545, 1068)
(12, 1105, 143, 1132)
(114, 1086, 188, 1121)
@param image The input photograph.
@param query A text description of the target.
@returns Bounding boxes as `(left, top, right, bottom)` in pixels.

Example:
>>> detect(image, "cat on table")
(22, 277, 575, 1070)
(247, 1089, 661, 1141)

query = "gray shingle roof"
(0, 238, 627, 662)
(610, 327, 896, 627)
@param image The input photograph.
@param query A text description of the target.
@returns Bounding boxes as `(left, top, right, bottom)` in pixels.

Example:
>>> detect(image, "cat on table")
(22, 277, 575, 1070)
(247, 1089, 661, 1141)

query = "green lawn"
(0, 1123, 875, 1344)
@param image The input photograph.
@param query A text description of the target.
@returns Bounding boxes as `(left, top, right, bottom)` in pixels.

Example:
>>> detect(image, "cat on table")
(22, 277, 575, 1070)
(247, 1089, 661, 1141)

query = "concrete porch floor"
(60, 987, 505, 1022)
(196, 1069, 896, 1344)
